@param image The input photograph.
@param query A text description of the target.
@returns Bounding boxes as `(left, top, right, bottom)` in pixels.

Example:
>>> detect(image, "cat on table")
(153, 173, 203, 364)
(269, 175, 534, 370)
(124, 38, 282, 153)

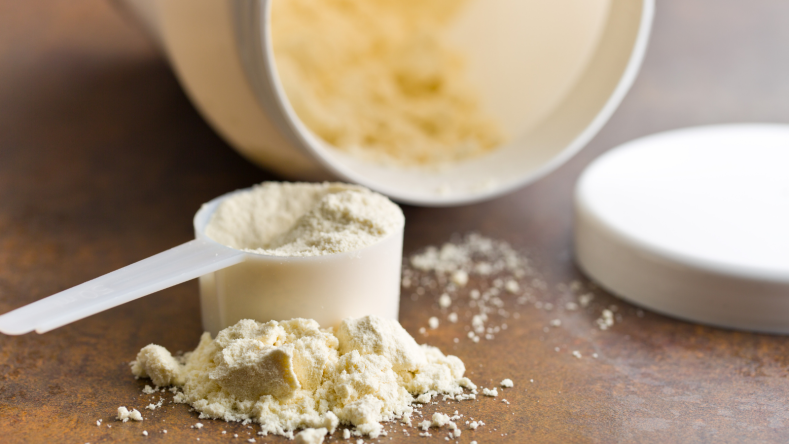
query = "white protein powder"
(131, 315, 476, 438)
(204, 182, 404, 257)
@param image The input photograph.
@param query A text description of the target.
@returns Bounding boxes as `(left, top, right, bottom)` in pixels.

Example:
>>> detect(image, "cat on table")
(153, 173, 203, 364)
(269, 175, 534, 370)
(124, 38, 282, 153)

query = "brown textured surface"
(2, 1, 789, 443)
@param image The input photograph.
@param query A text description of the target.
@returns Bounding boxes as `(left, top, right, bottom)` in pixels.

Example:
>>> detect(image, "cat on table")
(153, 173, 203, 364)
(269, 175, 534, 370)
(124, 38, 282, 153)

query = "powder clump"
(131, 316, 475, 438)
(117, 406, 143, 422)
(204, 182, 404, 257)
(294, 427, 328, 444)
(130, 344, 185, 387)
(271, 0, 503, 166)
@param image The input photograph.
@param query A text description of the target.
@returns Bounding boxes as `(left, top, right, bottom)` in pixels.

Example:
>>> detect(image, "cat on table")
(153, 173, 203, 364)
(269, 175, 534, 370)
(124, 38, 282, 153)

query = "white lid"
(574, 124, 789, 333)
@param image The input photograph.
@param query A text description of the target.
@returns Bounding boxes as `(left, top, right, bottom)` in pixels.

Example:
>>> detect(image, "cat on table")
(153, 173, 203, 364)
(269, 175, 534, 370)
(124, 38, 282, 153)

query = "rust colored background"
(2, 1, 789, 443)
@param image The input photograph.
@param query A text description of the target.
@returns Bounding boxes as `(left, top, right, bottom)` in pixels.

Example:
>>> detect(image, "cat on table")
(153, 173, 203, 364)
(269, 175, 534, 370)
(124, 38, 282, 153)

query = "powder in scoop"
(271, 0, 503, 166)
(204, 182, 404, 256)
(130, 316, 476, 438)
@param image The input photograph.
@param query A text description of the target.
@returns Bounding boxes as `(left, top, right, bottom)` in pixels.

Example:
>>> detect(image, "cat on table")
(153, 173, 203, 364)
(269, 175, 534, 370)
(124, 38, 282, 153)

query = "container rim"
(235, 0, 655, 206)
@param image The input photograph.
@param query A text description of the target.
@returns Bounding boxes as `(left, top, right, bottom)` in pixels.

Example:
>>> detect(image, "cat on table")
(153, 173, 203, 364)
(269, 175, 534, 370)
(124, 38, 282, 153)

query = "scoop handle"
(0, 239, 246, 335)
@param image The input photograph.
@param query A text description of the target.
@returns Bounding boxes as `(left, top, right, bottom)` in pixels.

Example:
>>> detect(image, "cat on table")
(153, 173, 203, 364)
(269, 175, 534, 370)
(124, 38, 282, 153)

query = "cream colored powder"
(116, 406, 143, 422)
(271, 0, 503, 166)
(204, 182, 404, 257)
(130, 344, 185, 387)
(404, 233, 531, 344)
(131, 316, 476, 438)
(431, 412, 450, 427)
(294, 427, 328, 444)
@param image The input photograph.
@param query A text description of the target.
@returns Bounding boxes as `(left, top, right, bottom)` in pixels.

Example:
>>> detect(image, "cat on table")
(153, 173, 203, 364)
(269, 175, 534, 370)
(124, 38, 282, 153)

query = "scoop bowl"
(0, 188, 403, 335)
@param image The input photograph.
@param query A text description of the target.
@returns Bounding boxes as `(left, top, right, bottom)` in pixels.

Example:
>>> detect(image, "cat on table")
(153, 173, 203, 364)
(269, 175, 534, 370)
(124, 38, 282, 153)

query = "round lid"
(574, 124, 789, 333)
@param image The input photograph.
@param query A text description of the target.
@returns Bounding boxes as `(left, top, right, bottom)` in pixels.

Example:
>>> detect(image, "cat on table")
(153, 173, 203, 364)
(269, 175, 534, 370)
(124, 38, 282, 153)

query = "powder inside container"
(131, 315, 477, 438)
(204, 182, 404, 256)
(271, 0, 504, 166)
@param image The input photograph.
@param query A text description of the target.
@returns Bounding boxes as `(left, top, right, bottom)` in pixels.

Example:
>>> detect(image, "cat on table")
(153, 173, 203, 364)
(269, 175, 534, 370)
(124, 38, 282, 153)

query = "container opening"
(264, 0, 650, 205)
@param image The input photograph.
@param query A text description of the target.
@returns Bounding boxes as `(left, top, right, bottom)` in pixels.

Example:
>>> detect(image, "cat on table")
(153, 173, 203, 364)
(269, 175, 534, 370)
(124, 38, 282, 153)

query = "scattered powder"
(117, 407, 143, 422)
(431, 413, 451, 427)
(145, 398, 164, 410)
(428, 317, 439, 329)
(409, 234, 527, 277)
(481, 388, 497, 397)
(404, 233, 629, 351)
(131, 315, 476, 438)
(271, 0, 503, 166)
(451, 270, 468, 287)
(404, 233, 531, 343)
(578, 293, 594, 308)
(294, 427, 328, 444)
(500, 379, 513, 388)
(572, 350, 582, 359)
(597, 309, 614, 330)
(205, 182, 403, 257)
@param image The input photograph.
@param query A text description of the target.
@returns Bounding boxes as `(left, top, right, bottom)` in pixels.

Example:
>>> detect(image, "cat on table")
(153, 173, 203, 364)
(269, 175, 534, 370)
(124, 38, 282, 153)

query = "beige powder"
(116, 406, 143, 422)
(294, 427, 328, 444)
(204, 182, 404, 256)
(271, 0, 503, 166)
(131, 316, 476, 438)
(130, 344, 185, 387)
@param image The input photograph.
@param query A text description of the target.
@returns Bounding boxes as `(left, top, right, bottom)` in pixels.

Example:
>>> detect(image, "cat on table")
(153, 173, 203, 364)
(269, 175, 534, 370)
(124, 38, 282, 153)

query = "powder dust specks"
(402, 233, 635, 360)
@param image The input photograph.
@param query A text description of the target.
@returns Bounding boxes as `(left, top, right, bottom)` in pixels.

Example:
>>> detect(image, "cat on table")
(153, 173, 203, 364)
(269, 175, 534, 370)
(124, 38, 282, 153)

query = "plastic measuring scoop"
(0, 188, 403, 336)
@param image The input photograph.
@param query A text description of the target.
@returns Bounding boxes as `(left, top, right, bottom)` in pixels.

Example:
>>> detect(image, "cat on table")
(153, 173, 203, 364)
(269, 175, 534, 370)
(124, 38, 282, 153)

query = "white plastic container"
(118, 0, 653, 205)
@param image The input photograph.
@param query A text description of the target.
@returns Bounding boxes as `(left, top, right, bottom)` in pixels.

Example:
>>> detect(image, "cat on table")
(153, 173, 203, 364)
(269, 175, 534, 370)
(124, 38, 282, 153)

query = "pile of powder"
(131, 315, 476, 439)
(271, 0, 503, 166)
(204, 182, 404, 256)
